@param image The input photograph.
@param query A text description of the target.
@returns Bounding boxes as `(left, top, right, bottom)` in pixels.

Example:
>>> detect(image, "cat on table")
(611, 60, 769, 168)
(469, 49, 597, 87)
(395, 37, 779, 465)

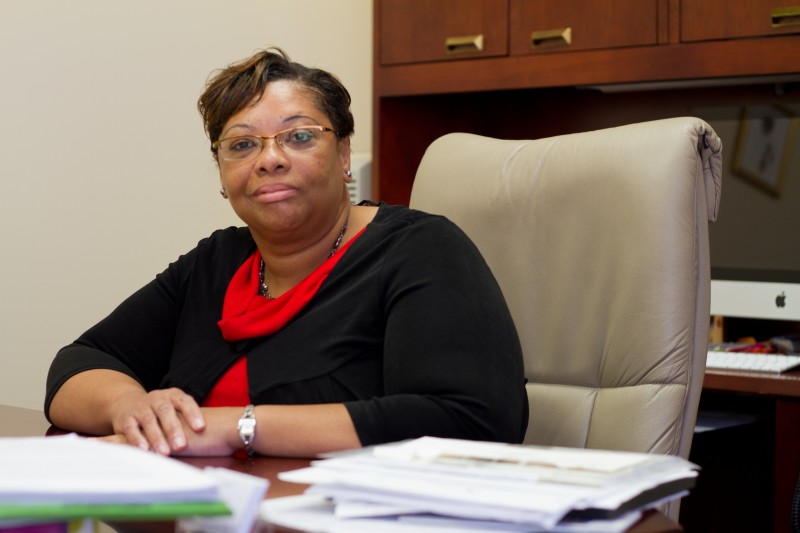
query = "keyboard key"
(706, 351, 800, 373)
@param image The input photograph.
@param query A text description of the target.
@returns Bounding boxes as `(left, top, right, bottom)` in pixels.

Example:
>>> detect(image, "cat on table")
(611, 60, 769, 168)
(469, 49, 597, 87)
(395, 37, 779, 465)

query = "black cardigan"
(46, 204, 528, 445)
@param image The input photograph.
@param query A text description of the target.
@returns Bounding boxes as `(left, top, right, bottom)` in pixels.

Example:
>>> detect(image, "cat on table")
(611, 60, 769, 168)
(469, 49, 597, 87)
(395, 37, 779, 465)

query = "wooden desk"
(701, 369, 800, 533)
(0, 404, 681, 532)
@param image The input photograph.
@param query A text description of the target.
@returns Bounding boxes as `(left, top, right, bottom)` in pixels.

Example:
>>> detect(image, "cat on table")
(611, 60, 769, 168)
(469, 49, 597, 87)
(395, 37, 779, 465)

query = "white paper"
(279, 452, 695, 527)
(275, 437, 697, 531)
(335, 500, 425, 519)
(260, 494, 337, 532)
(374, 437, 652, 473)
(261, 495, 644, 533)
(0, 434, 219, 504)
(177, 467, 269, 533)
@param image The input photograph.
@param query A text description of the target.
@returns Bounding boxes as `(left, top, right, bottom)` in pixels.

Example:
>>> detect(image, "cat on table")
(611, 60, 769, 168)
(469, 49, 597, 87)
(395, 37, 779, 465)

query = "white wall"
(0, 0, 373, 409)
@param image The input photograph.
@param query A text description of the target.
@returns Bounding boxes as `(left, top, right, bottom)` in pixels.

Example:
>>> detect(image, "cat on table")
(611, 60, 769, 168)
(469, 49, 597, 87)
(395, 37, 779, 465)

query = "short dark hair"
(197, 47, 354, 153)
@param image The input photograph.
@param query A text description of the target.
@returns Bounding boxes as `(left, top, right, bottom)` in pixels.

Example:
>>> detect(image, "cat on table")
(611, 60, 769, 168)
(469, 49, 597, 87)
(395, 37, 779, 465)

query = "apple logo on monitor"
(776, 291, 787, 308)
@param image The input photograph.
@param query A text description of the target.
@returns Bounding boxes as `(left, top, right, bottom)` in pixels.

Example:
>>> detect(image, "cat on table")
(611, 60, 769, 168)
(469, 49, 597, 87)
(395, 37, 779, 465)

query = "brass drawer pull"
(771, 6, 800, 27)
(445, 34, 484, 55)
(530, 27, 572, 49)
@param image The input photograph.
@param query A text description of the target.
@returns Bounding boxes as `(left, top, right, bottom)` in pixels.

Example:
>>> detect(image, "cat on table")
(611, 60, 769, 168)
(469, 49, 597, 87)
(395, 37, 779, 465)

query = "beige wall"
(0, 0, 373, 409)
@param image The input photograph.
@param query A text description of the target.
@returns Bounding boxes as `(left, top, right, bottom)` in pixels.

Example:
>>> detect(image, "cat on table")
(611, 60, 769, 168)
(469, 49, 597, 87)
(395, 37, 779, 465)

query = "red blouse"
(203, 230, 364, 407)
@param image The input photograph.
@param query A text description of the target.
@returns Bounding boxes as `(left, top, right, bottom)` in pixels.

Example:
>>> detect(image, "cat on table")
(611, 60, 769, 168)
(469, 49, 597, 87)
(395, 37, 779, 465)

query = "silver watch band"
(237, 404, 256, 455)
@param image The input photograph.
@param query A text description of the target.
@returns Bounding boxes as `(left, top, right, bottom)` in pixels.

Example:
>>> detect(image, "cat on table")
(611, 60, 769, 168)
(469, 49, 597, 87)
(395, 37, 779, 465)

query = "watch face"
(238, 405, 257, 449)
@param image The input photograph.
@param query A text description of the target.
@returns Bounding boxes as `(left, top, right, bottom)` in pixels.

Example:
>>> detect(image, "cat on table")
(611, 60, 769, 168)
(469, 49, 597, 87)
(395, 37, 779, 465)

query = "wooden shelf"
(377, 35, 800, 97)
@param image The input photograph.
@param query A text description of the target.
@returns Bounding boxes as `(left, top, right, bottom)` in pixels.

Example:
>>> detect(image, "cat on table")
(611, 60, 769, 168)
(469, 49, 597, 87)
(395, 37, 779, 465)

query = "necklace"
(258, 213, 350, 299)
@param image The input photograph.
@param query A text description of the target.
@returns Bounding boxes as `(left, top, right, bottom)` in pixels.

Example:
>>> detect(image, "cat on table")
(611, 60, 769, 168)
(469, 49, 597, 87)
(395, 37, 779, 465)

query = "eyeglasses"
(212, 125, 338, 161)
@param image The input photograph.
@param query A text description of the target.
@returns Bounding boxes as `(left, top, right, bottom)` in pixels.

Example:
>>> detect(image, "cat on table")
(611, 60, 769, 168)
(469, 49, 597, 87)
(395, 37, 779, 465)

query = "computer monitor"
(698, 105, 800, 322)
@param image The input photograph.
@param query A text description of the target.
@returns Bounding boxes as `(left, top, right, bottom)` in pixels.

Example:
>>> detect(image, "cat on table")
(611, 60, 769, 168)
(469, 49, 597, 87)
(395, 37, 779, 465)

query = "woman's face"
(217, 80, 351, 242)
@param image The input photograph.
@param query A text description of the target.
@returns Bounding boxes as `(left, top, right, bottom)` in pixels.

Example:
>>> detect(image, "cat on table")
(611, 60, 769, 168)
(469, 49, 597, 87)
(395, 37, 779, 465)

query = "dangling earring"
(219, 187, 228, 199)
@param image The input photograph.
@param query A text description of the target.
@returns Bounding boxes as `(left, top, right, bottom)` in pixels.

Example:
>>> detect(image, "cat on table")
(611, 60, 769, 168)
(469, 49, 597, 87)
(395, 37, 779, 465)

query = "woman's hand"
(101, 402, 361, 458)
(170, 407, 242, 457)
(109, 388, 206, 455)
(101, 406, 241, 457)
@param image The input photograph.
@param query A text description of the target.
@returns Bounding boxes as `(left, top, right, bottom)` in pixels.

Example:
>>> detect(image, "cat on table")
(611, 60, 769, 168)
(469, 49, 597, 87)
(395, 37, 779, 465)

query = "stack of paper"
(266, 437, 698, 532)
(0, 434, 230, 523)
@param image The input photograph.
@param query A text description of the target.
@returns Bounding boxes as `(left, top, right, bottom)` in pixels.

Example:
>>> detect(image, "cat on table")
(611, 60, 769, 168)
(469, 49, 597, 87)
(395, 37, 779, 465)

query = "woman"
(45, 48, 528, 458)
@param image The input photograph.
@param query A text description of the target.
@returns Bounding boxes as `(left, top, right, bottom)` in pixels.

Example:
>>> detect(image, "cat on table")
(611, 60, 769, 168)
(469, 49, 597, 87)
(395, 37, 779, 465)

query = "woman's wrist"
(237, 404, 257, 455)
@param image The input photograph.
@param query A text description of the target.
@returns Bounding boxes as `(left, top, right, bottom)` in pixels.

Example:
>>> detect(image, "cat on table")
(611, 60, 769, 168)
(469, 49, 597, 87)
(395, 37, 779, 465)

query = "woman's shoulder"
(356, 203, 472, 256)
(198, 226, 254, 248)
(371, 202, 453, 229)
(167, 226, 255, 273)
(372, 203, 469, 245)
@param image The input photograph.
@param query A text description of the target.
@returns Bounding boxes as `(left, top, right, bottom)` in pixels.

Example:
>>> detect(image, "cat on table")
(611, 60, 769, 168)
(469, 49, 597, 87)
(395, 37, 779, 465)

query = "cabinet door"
(378, 0, 508, 65)
(682, 0, 800, 42)
(509, 0, 659, 55)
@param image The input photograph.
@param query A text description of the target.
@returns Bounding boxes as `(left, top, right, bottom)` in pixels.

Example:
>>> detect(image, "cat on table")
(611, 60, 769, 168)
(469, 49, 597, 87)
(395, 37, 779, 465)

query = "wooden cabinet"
(509, 1, 660, 55)
(372, 0, 800, 206)
(379, 0, 508, 65)
(379, 0, 661, 65)
(682, 1, 800, 42)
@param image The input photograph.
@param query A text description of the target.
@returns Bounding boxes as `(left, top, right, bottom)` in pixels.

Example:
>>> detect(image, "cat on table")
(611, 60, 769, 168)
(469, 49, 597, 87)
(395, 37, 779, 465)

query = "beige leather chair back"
(410, 118, 722, 462)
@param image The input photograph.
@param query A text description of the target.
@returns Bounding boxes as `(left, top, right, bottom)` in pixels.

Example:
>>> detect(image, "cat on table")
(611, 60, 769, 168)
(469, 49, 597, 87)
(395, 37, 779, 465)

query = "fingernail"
(173, 436, 185, 448)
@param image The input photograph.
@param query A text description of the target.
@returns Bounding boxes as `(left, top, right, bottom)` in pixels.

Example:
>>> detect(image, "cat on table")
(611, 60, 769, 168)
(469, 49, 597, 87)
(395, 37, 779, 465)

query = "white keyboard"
(706, 350, 800, 373)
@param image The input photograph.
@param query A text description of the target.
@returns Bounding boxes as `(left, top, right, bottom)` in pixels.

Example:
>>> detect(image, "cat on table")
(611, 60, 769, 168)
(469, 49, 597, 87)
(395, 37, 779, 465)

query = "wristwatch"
(237, 404, 256, 456)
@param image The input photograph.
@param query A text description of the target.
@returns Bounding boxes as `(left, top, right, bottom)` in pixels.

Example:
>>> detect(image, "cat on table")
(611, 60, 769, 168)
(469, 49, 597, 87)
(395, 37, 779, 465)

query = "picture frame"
(731, 105, 799, 198)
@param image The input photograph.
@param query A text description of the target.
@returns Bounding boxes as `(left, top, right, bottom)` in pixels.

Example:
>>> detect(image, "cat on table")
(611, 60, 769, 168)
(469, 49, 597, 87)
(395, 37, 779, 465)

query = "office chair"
(409, 117, 722, 520)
